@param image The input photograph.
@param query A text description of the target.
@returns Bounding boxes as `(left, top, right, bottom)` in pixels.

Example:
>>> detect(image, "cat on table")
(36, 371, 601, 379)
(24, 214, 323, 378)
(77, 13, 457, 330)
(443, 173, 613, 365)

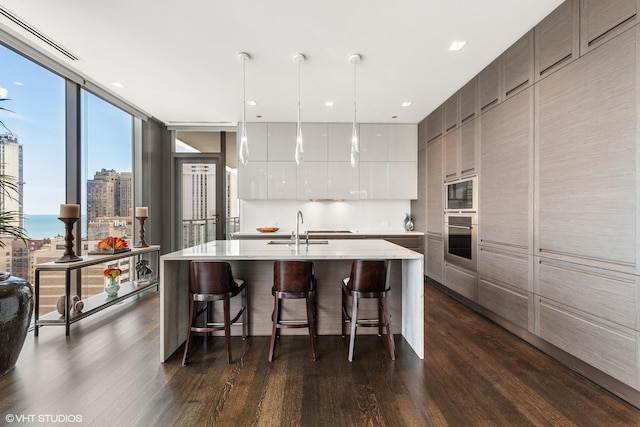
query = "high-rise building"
(0, 133, 23, 232)
(87, 168, 133, 221)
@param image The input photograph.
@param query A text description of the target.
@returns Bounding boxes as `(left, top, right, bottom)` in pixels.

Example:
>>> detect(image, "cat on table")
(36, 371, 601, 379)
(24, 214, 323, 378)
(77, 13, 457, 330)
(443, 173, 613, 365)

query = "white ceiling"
(0, 0, 563, 126)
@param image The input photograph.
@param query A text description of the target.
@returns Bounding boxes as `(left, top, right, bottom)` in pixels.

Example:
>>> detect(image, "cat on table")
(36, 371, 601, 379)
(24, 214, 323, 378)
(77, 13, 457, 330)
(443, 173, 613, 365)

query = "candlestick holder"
(135, 216, 149, 248)
(55, 217, 82, 263)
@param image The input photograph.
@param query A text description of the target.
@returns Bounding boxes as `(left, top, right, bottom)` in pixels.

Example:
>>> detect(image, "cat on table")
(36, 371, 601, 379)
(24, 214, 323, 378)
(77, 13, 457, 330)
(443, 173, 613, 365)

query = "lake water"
(24, 214, 65, 239)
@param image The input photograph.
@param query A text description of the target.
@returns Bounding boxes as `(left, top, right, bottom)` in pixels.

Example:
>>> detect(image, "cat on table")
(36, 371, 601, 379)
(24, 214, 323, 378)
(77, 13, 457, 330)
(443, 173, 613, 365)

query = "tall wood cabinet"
(416, 0, 640, 400)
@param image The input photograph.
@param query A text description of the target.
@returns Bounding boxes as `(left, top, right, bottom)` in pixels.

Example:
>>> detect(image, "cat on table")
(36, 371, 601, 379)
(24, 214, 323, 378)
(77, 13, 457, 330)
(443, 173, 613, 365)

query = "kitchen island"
(160, 239, 424, 361)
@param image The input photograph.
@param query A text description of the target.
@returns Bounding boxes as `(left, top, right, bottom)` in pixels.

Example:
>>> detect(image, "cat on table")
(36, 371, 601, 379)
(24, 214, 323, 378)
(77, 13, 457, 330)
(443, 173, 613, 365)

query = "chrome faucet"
(295, 210, 304, 245)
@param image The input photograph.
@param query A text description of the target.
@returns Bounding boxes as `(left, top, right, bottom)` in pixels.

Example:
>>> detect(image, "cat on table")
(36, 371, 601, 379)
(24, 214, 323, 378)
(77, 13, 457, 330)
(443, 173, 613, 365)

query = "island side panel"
(160, 259, 190, 362)
(402, 258, 425, 359)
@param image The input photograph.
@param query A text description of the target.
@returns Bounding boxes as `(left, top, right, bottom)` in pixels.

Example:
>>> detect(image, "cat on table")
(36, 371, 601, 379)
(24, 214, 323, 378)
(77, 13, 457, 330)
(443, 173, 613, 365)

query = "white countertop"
(232, 230, 424, 238)
(161, 239, 423, 261)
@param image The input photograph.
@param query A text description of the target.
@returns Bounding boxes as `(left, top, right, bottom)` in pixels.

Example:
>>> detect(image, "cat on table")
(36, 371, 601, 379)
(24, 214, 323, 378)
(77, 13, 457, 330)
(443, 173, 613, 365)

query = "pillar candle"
(59, 204, 80, 219)
(135, 206, 149, 217)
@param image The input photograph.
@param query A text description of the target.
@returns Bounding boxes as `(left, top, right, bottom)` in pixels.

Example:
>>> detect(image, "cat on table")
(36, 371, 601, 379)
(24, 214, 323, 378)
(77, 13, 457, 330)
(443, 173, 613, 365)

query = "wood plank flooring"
(1, 282, 640, 426)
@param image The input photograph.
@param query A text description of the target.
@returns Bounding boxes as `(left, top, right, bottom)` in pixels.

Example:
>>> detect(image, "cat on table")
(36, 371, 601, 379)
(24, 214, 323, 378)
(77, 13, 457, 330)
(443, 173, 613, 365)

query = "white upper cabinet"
(301, 123, 328, 161)
(359, 162, 389, 199)
(328, 123, 354, 162)
(388, 161, 417, 199)
(328, 162, 359, 200)
(387, 124, 417, 161)
(267, 123, 296, 161)
(297, 162, 328, 199)
(359, 124, 387, 161)
(238, 161, 268, 199)
(238, 122, 417, 200)
(241, 123, 268, 161)
(268, 161, 297, 199)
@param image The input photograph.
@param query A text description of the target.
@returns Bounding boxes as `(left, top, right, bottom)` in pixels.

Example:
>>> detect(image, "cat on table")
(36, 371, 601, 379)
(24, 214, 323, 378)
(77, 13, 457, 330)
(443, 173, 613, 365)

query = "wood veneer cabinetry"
(502, 30, 534, 99)
(426, 136, 444, 283)
(479, 87, 532, 251)
(478, 58, 501, 112)
(580, 0, 637, 53)
(536, 27, 636, 268)
(535, 0, 579, 79)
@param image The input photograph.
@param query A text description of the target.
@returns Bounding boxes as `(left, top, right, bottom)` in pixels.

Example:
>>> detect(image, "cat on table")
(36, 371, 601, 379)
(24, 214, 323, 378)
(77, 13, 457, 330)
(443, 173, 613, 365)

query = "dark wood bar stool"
(341, 259, 395, 362)
(268, 260, 317, 362)
(182, 261, 247, 366)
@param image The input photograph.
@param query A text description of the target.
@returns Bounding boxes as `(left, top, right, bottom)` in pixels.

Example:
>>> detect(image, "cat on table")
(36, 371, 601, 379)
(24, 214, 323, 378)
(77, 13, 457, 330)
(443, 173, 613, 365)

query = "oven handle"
(448, 225, 472, 230)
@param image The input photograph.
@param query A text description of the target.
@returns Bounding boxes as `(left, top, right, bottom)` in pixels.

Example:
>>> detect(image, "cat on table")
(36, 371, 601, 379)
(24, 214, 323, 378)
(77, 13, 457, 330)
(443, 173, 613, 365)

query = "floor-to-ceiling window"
(80, 90, 133, 297)
(0, 40, 138, 314)
(0, 42, 66, 315)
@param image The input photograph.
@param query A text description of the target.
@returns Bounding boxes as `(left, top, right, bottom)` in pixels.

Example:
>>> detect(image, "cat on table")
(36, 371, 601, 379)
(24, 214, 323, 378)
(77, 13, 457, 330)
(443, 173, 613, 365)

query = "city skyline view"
(0, 43, 132, 216)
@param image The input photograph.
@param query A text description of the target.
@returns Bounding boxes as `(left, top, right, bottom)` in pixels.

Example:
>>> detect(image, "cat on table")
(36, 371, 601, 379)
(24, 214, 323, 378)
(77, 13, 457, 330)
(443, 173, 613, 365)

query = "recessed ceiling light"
(112, 81, 126, 89)
(247, 100, 257, 106)
(401, 101, 412, 107)
(325, 101, 334, 107)
(448, 41, 467, 51)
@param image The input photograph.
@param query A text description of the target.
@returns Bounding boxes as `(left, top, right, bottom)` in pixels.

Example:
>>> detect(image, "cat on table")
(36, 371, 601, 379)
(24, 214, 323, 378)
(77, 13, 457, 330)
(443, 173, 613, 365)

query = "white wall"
(239, 200, 411, 233)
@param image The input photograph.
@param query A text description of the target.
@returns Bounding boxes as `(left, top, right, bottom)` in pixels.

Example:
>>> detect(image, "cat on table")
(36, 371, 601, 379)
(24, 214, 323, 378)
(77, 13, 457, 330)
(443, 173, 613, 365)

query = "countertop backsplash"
(239, 199, 412, 233)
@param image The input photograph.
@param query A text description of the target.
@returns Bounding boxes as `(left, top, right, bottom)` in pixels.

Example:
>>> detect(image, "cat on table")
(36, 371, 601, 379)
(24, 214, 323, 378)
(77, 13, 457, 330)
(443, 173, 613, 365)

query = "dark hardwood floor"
(2, 282, 640, 426)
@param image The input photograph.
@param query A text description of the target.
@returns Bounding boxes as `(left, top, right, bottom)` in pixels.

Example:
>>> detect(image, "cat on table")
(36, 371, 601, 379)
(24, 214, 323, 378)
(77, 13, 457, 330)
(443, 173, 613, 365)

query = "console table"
(34, 245, 160, 336)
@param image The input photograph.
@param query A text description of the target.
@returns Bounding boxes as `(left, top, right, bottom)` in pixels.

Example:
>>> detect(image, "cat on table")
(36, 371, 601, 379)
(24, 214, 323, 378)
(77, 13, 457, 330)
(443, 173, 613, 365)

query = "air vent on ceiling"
(0, 6, 79, 61)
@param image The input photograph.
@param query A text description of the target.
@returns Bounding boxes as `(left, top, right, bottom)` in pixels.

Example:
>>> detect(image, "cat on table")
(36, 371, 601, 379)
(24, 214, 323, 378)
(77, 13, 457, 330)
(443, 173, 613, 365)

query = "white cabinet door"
(267, 123, 296, 161)
(297, 162, 327, 199)
(302, 123, 328, 161)
(268, 162, 297, 199)
(238, 161, 268, 199)
(359, 124, 387, 161)
(359, 162, 389, 199)
(387, 124, 417, 161)
(388, 162, 417, 199)
(328, 162, 359, 200)
(328, 123, 354, 162)
(241, 123, 268, 161)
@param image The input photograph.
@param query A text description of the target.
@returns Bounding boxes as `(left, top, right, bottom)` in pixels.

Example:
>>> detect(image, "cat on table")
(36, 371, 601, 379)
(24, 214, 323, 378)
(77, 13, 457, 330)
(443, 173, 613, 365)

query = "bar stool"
(182, 261, 247, 366)
(268, 260, 317, 362)
(341, 259, 395, 362)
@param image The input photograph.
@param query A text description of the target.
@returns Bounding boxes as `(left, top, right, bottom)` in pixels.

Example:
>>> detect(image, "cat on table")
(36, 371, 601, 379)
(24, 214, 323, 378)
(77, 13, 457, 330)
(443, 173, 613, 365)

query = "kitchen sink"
(267, 240, 329, 245)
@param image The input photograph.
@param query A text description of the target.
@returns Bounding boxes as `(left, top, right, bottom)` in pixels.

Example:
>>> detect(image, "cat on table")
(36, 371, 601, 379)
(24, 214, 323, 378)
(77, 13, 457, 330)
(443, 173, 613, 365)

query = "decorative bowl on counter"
(256, 227, 280, 233)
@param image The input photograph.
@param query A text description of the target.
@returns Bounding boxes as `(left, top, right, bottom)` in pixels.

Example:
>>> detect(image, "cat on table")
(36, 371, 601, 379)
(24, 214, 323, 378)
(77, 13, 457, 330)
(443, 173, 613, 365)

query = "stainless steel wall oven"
(444, 214, 477, 271)
(444, 176, 478, 271)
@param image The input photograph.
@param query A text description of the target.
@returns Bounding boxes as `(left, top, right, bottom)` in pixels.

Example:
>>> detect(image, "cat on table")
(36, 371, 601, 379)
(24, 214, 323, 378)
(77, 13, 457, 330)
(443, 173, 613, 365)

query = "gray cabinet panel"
(444, 93, 459, 133)
(426, 137, 443, 235)
(535, 0, 579, 79)
(459, 118, 476, 177)
(478, 58, 501, 112)
(459, 77, 478, 124)
(480, 88, 532, 250)
(426, 105, 444, 142)
(537, 29, 636, 266)
(478, 246, 529, 292)
(537, 258, 637, 330)
(580, 0, 637, 53)
(502, 30, 534, 98)
(478, 279, 529, 330)
(427, 234, 444, 283)
(445, 264, 477, 301)
(444, 129, 458, 181)
(539, 298, 638, 389)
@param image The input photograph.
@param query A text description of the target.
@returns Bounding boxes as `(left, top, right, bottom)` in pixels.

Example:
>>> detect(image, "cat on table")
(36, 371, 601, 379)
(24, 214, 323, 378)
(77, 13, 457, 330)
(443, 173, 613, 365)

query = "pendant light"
(237, 52, 250, 166)
(349, 54, 361, 168)
(293, 53, 306, 165)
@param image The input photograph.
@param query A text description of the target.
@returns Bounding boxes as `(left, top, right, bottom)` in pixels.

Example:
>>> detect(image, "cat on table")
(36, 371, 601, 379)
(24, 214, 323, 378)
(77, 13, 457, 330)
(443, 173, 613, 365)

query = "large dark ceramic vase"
(0, 275, 34, 376)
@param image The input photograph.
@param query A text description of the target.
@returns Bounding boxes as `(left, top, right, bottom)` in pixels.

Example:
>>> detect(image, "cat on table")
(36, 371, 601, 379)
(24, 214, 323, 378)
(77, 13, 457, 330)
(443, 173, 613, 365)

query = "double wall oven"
(444, 177, 477, 272)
